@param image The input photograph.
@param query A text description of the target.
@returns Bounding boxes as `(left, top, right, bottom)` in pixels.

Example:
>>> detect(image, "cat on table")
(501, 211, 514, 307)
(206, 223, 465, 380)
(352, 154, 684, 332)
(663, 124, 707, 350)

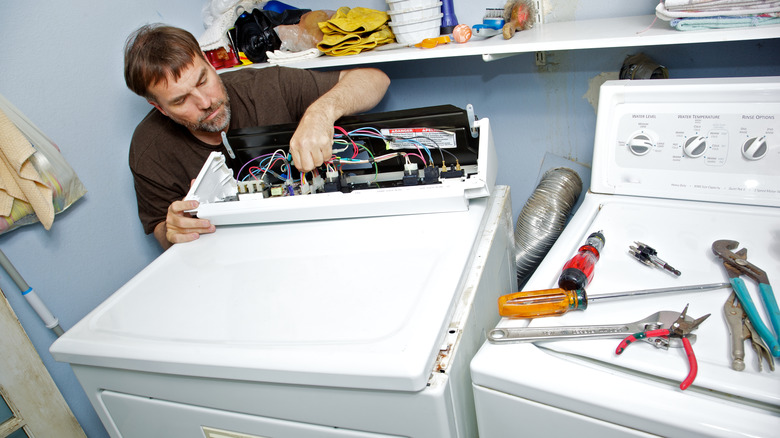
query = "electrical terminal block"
(441, 160, 464, 179)
(339, 172, 352, 193)
(403, 162, 419, 186)
(237, 180, 270, 198)
(324, 169, 341, 193)
(237, 180, 264, 194)
(311, 175, 325, 193)
(300, 179, 312, 195)
(423, 165, 440, 184)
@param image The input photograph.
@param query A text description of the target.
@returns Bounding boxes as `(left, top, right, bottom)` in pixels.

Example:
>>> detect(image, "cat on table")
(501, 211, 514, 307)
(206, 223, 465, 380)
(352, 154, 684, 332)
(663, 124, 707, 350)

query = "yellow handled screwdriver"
(498, 282, 730, 318)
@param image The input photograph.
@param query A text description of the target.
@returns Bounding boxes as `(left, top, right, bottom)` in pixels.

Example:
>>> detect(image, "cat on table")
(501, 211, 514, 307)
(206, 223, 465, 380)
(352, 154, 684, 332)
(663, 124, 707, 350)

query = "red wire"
(334, 125, 358, 158)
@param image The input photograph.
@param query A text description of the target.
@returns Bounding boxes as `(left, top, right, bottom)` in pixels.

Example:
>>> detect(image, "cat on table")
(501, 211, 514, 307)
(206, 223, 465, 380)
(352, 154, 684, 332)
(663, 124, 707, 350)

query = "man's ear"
(148, 100, 168, 117)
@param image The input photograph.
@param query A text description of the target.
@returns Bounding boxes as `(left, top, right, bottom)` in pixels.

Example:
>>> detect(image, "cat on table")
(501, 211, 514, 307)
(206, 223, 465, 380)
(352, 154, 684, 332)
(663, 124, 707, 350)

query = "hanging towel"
(317, 7, 394, 56)
(0, 109, 54, 230)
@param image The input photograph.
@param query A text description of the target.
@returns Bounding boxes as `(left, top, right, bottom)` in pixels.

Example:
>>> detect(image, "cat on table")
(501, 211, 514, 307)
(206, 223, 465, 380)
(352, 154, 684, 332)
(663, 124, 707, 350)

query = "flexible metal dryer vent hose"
(515, 167, 583, 288)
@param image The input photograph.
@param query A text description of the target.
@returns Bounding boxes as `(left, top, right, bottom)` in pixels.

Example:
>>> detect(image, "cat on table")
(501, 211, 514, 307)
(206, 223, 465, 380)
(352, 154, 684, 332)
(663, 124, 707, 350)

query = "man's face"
(148, 55, 231, 134)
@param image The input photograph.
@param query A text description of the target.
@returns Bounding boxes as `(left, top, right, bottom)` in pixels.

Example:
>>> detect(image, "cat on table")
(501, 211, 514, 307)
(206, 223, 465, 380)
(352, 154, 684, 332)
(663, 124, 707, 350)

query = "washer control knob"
(627, 133, 654, 156)
(742, 136, 767, 161)
(683, 136, 707, 158)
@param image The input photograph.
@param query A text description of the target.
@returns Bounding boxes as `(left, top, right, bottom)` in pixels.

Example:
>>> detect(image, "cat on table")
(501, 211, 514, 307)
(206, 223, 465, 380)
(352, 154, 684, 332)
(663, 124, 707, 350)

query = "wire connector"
(403, 162, 419, 186)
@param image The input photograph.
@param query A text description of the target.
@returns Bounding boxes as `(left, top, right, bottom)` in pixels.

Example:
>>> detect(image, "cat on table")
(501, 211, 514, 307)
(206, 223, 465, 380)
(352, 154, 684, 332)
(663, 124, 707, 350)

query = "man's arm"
(289, 67, 390, 172)
(153, 199, 216, 250)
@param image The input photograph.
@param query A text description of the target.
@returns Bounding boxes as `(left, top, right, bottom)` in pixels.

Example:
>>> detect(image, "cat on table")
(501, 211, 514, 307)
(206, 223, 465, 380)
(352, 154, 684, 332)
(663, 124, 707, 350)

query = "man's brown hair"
(124, 24, 203, 101)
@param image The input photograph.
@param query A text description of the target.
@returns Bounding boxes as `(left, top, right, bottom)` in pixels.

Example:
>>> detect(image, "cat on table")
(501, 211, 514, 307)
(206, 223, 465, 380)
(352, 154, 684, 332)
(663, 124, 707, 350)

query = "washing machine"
(50, 116, 515, 437)
(471, 76, 780, 437)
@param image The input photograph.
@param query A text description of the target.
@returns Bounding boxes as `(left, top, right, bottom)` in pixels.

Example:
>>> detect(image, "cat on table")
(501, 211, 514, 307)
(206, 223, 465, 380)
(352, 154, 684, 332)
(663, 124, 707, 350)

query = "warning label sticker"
(380, 128, 457, 150)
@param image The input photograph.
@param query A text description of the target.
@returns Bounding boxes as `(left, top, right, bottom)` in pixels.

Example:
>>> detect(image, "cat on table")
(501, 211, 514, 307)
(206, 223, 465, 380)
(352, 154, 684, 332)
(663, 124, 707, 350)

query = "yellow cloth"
(0, 108, 54, 230)
(319, 7, 388, 34)
(317, 7, 394, 56)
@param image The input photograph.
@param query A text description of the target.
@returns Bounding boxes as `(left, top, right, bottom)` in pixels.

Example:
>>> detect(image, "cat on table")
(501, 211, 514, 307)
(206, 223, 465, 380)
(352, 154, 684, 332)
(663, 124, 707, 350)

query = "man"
(124, 24, 390, 249)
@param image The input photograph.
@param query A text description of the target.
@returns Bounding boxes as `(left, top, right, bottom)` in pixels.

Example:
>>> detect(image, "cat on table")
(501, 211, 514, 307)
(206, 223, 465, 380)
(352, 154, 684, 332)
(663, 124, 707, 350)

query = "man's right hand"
(153, 199, 216, 250)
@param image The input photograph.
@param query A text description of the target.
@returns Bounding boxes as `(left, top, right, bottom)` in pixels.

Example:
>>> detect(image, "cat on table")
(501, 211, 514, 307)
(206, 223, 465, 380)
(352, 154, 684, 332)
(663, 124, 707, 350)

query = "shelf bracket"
(482, 53, 520, 62)
(535, 51, 546, 66)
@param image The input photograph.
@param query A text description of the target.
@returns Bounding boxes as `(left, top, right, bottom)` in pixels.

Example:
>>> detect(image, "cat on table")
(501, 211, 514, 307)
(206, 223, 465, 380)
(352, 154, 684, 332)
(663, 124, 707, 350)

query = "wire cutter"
(615, 305, 710, 390)
(712, 239, 780, 358)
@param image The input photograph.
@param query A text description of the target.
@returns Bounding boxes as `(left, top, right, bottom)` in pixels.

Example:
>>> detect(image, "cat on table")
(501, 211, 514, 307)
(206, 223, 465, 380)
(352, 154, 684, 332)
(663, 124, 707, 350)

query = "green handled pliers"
(712, 240, 780, 358)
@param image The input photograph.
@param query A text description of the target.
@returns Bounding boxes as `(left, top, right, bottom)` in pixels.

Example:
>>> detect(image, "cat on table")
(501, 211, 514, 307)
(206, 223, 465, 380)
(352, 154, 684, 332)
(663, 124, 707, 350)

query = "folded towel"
(0, 108, 53, 230)
(664, 0, 780, 12)
(656, 1, 780, 20)
(266, 48, 323, 65)
(671, 14, 780, 29)
(317, 7, 394, 56)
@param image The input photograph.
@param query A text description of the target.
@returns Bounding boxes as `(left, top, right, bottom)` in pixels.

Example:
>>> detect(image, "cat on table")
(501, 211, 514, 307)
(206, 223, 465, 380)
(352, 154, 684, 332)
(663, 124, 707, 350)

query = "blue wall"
(0, 1, 778, 437)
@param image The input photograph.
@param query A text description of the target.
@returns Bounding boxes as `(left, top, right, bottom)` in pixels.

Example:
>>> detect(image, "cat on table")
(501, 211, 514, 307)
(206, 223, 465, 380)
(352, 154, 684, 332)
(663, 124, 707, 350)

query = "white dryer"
(471, 76, 780, 438)
(51, 118, 515, 437)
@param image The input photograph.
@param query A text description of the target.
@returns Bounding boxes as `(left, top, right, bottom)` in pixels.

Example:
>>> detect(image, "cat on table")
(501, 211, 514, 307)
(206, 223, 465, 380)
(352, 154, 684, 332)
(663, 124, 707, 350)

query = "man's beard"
(171, 85, 231, 133)
(194, 100, 231, 133)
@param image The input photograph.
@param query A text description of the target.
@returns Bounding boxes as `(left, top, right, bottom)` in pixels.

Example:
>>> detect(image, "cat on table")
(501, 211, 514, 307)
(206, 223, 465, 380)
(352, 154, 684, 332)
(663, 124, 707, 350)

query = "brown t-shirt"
(129, 66, 340, 234)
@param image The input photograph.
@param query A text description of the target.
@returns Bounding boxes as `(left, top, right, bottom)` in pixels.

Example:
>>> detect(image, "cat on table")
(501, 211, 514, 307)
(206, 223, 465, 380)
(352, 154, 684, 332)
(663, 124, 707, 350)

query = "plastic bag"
(275, 10, 334, 52)
(0, 93, 86, 234)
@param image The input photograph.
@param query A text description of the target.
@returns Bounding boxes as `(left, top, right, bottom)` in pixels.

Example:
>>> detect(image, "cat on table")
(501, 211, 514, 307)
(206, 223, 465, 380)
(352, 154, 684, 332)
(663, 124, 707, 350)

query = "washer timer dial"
(683, 135, 708, 158)
(741, 136, 768, 160)
(627, 132, 656, 156)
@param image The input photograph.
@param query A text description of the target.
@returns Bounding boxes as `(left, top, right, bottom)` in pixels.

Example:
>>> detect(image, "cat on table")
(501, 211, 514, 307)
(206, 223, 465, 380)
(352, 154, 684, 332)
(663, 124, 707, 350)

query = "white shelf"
(229, 14, 780, 71)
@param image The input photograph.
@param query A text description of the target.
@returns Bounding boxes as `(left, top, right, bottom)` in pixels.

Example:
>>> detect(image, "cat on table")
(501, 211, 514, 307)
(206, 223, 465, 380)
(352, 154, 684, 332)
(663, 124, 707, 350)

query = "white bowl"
(390, 14, 442, 45)
(386, 0, 439, 13)
(387, 2, 442, 23)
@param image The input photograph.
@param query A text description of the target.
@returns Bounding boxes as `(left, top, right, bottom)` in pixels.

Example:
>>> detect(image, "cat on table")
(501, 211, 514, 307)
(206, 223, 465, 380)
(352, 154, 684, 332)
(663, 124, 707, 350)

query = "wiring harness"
(233, 126, 463, 197)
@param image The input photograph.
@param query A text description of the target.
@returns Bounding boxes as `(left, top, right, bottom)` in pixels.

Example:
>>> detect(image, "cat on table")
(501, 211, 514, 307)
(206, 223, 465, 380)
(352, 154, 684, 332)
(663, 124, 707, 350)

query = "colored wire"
(334, 126, 359, 158)
(407, 135, 447, 163)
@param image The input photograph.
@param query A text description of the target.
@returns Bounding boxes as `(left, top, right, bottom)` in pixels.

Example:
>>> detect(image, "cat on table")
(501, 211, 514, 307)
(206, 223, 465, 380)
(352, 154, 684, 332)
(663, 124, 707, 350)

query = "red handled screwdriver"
(558, 231, 605, 291)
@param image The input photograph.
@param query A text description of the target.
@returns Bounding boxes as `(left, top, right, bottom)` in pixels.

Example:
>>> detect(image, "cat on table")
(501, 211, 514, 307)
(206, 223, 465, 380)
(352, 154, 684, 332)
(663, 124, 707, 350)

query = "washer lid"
(51, 200, 490, 392)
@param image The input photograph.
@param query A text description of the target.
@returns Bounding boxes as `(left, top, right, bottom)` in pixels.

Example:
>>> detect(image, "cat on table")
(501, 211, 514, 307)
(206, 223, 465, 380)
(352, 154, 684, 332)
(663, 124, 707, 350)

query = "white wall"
(0, 2, 204, 437)
(0, 1, 778, 437)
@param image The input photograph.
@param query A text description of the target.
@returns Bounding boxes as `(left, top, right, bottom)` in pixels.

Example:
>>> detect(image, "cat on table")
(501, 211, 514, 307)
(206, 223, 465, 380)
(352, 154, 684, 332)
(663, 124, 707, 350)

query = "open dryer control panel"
(185, 105, 497, 225)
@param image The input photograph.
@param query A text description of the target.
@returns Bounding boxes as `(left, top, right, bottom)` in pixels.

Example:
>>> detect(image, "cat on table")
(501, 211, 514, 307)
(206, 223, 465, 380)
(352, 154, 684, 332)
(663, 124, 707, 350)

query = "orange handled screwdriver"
(498, 282, 730, 318)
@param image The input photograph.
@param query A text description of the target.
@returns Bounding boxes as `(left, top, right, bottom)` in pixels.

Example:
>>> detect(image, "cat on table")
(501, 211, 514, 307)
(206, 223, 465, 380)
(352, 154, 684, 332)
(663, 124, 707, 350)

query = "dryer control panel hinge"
(430, 327, 462, 381)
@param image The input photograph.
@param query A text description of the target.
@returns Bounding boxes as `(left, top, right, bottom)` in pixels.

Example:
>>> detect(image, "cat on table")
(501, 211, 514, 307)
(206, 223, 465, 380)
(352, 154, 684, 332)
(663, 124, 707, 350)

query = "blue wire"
(395, 138, 434, 162)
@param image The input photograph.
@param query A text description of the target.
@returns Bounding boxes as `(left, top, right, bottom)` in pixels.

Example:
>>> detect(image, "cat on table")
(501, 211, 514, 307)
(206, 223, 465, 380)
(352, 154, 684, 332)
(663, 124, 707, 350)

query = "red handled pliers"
(615, 305, 710, 390)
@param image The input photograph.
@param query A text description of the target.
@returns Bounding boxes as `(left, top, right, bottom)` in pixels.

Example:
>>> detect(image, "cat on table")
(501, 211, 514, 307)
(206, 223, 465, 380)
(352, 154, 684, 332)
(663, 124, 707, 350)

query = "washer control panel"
(592, 78, 780, 207)
(615, 102, 778, 173)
